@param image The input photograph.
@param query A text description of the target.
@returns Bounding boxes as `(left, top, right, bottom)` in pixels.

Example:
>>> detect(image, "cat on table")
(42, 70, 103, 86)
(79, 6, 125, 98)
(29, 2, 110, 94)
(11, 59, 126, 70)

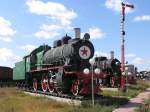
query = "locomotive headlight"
(94, 68, 101, 74)
(89, 58, 95, 65)
(128, 72, 132, 75)
(122, 72, 126, 76)
(83, 68, 90, 75)
(125, 67, 128, 71)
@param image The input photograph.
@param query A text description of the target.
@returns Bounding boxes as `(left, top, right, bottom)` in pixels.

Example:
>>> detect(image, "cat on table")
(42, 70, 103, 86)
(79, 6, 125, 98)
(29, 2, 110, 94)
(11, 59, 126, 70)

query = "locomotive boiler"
(43, 34, 94, 71)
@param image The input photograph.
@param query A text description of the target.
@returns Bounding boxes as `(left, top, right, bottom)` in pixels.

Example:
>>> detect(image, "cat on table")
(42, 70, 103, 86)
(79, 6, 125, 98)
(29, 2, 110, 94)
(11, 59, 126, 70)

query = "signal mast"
(120, 2, 134, 88)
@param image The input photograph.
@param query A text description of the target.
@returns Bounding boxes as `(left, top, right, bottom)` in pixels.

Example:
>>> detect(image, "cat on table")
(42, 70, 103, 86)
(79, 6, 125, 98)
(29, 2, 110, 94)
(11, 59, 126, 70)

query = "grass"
(0, 87, 128, 112)
(0, 80, 149, 112)
(101, 80, 150, 98)
(0, 88, 72, 112)
(71, 104, 115, 112)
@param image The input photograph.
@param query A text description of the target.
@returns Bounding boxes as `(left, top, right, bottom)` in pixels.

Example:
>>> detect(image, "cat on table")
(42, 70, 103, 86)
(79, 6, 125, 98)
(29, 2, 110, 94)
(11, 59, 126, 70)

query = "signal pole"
(120, 2, 134, 88)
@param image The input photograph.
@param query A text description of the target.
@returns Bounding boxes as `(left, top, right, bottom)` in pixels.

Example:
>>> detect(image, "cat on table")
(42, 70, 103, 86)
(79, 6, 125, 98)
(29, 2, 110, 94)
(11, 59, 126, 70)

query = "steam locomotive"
(13, 28, 97, 95)
(94, 56, 121, 87)
(13, 28, 122, 96)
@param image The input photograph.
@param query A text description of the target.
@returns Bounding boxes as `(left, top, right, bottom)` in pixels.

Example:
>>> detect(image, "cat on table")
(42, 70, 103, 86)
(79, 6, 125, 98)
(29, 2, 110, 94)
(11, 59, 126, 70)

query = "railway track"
(24, 91, 82, 106)
(18, 87, 103, 105)
(22, 88, 85, 106)
(24, 89, 85, 100)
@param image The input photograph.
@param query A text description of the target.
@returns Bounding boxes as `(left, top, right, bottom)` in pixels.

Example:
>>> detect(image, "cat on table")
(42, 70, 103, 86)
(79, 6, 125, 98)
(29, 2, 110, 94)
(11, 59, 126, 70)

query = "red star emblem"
(81, 47, 88, 56)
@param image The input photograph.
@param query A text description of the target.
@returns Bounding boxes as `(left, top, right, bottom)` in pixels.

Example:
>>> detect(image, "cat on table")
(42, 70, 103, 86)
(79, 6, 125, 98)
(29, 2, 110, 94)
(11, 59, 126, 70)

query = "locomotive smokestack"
(74, 28, 80, 39)
(110, 51, 114, 59)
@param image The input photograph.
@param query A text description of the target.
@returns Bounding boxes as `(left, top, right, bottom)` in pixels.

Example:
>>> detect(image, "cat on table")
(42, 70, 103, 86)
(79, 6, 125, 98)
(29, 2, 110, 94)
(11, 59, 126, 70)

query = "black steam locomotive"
(94, 56, 121, 87)
(13, 28, 98, 95)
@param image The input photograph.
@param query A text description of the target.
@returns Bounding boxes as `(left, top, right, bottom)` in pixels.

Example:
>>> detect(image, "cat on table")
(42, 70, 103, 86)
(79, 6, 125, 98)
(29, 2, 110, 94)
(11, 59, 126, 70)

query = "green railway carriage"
(13, 45, 51, 86)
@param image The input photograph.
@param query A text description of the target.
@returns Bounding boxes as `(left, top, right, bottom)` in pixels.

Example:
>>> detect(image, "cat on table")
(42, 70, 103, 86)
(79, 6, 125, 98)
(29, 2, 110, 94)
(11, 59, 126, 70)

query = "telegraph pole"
(120, 2, 134, 88)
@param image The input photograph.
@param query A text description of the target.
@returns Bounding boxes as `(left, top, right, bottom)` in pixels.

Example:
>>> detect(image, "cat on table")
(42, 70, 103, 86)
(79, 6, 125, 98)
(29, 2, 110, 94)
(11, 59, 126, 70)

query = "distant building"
(126, 64, 136, 76)
(125, 64, 137, 84)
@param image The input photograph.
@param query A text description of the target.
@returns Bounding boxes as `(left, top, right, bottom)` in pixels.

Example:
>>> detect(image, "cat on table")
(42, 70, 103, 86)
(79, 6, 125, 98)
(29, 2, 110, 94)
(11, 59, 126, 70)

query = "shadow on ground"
(81, 96, 129, 107)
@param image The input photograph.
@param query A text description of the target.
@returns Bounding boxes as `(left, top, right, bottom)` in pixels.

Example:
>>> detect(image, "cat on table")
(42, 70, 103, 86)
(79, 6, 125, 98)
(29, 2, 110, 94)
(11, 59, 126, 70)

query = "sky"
(0, 0, 150, 71)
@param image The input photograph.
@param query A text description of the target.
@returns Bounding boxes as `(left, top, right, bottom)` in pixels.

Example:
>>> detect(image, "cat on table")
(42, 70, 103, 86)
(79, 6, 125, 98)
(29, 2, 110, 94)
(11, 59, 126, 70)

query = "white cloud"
(26, 0, 77, 39)
(26, 0, 77, 26)
(125, 53, 136, 59)
(125, 53, 148, 70)
(105, 0, 133, 13)
(34, 24, 61, 39)
(0, 37, 12, 42)
(125, 53, 145, 65)
(132, 57, 145, 65)
(0, 17, 16, 42)
(41, 24, 62, 31)
(20, 44, 37, 52)
(88, 27, 105, 39)
(134, 15, 150, 22)
(94, 51, 110, 58)
(0, 48, 21, 67)
(35, 30, 60, 39)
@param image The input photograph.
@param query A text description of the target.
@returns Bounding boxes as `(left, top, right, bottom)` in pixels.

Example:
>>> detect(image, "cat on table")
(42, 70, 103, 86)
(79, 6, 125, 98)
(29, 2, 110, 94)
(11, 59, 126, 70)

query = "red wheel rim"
(71, 80, 79, 96)
(48, 83, 54, 93)
(41, 79, 48, 93)
(33, 79, 37, 92)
